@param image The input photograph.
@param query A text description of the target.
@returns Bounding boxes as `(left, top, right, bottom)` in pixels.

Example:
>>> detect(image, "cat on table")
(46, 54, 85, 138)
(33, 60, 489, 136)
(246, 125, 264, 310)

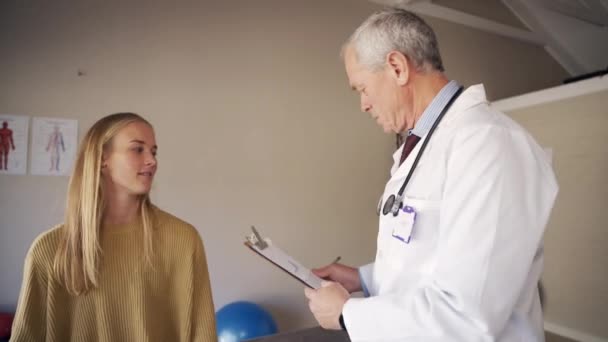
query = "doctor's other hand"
(304, 281, 349, 330)
(312, 263, 361, 293)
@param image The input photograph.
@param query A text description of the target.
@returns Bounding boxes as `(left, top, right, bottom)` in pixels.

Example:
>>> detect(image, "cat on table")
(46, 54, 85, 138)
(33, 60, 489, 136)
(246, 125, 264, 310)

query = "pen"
(331, 256, 341, 264)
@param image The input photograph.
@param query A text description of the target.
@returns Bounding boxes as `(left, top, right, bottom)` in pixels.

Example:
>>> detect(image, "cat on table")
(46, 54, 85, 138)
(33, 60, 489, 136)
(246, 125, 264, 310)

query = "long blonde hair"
(54, 112, 156, 295)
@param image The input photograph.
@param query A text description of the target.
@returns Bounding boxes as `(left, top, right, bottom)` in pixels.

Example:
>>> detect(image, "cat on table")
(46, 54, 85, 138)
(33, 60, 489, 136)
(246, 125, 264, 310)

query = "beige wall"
(0, 0, 567, 332)
(505, 90, 608, 339)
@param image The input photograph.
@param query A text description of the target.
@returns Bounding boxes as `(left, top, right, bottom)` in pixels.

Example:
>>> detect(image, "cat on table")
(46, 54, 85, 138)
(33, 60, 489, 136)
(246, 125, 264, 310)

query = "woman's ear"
(100, 152, 109, 172)
(386, 51, 410, 86)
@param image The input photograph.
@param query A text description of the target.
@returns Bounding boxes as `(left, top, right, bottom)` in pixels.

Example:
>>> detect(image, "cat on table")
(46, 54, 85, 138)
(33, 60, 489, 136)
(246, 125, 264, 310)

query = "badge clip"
(247, 225, 268, 250)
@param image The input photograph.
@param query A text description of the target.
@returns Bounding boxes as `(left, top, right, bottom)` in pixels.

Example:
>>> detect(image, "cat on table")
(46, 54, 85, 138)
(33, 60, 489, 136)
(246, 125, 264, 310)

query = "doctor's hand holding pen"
(312, 258, 362, 294)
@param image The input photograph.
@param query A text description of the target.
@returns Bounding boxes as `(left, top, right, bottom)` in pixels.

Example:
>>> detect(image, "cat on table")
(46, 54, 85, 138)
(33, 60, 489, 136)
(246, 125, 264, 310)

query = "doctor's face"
(344, 46, 407, 134)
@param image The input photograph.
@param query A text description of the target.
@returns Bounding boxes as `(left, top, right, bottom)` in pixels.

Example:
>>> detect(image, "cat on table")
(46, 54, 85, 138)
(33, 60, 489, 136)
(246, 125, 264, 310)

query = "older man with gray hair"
(304, 8, 558, 341)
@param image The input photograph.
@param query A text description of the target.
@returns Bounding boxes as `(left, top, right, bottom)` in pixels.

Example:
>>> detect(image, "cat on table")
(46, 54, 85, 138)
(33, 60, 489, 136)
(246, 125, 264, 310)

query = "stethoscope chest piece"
(378, 194, 405, 217)
(382, 195, 395, 215)
(382, 194, 403, 216)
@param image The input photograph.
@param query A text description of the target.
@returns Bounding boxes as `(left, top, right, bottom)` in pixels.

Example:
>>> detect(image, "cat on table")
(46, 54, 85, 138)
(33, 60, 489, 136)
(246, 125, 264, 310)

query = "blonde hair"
(54, 112, 156, 295)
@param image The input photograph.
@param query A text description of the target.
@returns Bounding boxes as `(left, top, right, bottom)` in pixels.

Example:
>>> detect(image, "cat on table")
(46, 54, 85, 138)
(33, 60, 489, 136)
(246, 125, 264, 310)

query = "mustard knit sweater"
(10, 208, 217, 342)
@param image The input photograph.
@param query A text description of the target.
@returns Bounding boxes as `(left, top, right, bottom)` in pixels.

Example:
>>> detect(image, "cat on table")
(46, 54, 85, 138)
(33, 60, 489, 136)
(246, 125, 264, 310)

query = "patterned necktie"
(399, 134, 421, 166)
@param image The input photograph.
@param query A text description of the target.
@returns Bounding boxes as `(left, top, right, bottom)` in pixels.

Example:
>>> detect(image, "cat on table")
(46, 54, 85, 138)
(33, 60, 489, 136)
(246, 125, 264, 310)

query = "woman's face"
(102, 121, 158, 198)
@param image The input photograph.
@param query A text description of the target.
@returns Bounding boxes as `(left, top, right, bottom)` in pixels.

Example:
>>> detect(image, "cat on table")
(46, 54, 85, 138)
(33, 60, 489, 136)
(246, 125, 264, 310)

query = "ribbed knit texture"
(10, 207, 217, 342)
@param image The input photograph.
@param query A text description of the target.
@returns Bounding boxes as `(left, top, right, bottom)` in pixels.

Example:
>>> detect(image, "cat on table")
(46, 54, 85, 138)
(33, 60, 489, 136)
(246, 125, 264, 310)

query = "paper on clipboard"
(245, 227, 323, 289)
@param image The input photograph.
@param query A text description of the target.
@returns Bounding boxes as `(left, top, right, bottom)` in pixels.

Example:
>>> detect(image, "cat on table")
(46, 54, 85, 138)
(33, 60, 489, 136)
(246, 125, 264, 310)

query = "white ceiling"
(536, 0, 608, 26)
(370, 0, 608, 76)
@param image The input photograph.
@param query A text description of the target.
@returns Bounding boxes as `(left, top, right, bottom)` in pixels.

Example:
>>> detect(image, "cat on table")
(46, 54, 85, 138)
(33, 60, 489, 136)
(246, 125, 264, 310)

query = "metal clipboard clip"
(246, 225, 268, 250)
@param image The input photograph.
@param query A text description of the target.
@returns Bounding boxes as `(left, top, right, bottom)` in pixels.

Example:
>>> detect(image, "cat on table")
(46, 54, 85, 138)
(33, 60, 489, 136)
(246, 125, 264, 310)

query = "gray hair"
(344, 8, 444, 72)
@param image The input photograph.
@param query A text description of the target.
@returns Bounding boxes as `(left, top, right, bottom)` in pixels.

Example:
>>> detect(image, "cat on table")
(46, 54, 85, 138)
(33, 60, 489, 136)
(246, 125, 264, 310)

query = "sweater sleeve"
(190, 236, 217, 342)
(10, 243, 48, 342)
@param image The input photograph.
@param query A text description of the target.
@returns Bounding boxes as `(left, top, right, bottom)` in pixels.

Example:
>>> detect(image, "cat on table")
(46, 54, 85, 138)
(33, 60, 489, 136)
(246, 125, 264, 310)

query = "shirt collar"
(410, 80, 460, 138)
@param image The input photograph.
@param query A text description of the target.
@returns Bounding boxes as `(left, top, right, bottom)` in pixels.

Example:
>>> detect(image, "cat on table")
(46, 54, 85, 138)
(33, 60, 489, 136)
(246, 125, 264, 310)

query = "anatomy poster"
(30, 117, 78, 176)
(0, 114, 29, 175)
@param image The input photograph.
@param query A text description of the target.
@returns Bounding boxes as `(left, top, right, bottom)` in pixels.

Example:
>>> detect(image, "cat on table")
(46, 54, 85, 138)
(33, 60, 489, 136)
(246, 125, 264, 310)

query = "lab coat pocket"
(385, 197, 442, 273)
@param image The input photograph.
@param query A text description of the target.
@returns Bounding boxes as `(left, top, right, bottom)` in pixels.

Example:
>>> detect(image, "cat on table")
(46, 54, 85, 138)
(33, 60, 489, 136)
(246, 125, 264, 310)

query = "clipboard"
(244, 226, 323, 289)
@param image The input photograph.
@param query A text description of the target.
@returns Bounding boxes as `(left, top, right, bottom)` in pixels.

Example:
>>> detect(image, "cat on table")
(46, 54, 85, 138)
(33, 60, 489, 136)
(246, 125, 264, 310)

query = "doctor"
(304, 8, 558, 341)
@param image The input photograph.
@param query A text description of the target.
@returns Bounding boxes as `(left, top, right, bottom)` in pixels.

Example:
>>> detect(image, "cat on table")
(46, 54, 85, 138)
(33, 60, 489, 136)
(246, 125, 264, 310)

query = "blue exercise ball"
(216, 301, 278, 342)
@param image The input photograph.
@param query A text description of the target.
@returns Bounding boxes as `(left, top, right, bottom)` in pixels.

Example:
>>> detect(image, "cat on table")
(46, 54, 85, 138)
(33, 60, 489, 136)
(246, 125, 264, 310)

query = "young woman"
(11, 113, 217, 341)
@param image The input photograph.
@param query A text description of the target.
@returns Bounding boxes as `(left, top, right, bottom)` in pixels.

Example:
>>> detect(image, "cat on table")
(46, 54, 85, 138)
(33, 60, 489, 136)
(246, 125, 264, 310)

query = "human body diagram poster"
(0, 114, 29, 175)
(30, 117, 78, 176)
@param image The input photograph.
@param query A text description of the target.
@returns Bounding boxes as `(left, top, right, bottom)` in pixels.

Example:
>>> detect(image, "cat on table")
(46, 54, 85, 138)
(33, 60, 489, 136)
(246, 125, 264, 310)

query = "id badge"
(391, 206, 417, 243)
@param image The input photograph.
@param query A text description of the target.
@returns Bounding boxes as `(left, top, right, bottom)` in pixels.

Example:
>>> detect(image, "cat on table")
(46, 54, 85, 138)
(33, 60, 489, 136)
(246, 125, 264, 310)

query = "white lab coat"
(342, 85, 558, 342)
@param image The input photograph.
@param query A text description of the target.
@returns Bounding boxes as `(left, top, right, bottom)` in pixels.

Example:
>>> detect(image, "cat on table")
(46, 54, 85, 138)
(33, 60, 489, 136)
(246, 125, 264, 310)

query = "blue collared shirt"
(409, 80, 461, 138)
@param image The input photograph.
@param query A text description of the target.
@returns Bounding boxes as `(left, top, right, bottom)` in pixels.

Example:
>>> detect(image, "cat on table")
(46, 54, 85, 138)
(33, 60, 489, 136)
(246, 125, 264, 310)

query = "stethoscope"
(377, 86, 464, 217)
